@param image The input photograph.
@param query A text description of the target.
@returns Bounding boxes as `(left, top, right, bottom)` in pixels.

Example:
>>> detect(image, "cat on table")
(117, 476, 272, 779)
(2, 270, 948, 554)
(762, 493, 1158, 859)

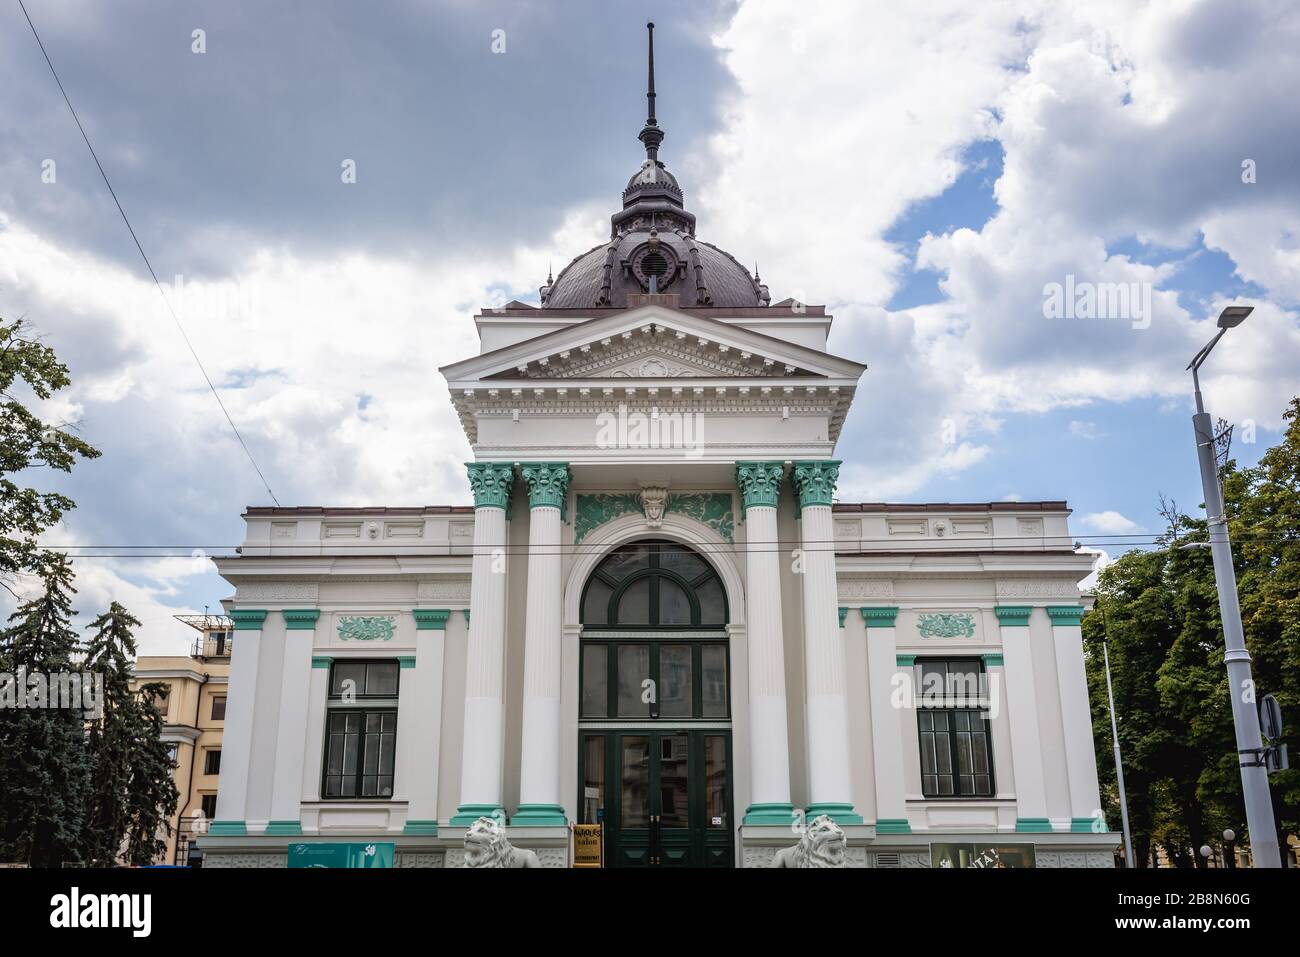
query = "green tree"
(81, 602, 179, 865)
(0, 554, 91, 866)
(0, 317, 101, 591)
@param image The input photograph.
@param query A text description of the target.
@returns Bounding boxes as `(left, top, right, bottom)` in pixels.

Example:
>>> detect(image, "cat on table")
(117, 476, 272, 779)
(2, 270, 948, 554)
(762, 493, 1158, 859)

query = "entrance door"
(580, 729, 733, 868)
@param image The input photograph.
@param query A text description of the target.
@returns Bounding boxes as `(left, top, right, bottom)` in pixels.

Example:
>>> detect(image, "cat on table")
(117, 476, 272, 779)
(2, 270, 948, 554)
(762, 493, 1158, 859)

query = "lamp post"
(1223, 828, 1236, 869)
(1100, 629, 1134, 867)
(1185, 305, 1281, 868)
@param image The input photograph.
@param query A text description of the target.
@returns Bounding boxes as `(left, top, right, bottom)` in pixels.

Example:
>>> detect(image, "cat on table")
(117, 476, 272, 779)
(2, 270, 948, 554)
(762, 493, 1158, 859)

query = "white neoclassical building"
(201, 26, 1117, 869)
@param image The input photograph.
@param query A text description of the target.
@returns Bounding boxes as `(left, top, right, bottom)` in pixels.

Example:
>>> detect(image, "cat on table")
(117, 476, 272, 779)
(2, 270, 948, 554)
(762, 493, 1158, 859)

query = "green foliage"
(1084, 397, 1300, 866)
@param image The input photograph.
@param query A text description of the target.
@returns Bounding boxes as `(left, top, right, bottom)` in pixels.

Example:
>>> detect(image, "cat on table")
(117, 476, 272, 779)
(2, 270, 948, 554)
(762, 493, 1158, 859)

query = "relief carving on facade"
(237, 582, 320, 601)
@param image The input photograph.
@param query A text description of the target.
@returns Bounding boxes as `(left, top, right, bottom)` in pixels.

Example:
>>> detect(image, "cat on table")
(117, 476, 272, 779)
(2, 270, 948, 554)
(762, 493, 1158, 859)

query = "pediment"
(486, 338, 793, 380)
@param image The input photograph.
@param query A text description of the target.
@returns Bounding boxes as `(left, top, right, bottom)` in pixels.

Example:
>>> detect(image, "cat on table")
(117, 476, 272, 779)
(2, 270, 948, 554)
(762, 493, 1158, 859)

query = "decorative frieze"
(837, 578, 894, 601)
(573, 491, 734, 543)
(916, 613, 976, 638)
(338, 616, 396, 642)
(417, 579, 471, 601)
(238, 582, 319, 602)
(996, 578, 1081, 600)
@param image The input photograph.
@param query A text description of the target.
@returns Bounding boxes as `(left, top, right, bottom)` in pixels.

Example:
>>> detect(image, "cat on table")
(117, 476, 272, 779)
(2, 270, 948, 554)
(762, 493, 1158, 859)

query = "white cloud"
(1080, 510, 1145, 535)
(1069, 420, 1103, 439)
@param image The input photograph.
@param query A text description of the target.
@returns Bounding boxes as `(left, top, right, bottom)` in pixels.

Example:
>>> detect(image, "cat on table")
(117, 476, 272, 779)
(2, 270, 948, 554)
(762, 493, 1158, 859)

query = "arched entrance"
(576, 540, 735, 867)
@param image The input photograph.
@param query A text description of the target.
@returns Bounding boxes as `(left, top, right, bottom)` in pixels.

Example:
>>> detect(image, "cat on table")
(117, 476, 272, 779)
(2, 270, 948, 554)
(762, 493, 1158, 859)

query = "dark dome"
(539, 22, 770, 311)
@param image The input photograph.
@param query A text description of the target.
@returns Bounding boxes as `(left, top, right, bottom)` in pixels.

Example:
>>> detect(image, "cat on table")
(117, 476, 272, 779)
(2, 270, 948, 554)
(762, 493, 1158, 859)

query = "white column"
(454, 462, 514, 825)
(1048, 605, 1103, 832)
(996, 606, 1050, 832)
(401, 610, 448, 834)
(514, 463, 570, 825)
(862, 608, 910, 833)
(211, 608, 265, 835)
(300, 655, 331, 804)
(267, 609, 318, 835)
(792, 461, 862, 823)
(735, 462, 795, 825)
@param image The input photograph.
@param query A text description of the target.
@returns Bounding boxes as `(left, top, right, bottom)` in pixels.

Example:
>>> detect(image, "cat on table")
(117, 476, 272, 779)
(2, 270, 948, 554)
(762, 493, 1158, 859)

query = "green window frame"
(321, 660, 399, 800)
(580, 541, 727, 629)
(915, 658, 995, 799)
(580, 639, 730, 721)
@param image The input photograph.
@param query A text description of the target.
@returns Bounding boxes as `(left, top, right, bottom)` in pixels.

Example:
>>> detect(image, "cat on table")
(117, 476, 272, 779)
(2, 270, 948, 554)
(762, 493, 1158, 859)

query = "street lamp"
(1185, 305, 1281, 868)
(1223, 828, 1237, 869)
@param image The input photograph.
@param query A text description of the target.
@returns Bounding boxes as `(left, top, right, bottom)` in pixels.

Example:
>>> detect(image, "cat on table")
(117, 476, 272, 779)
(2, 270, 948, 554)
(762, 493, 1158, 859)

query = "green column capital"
(861, 606, 899, 628)
(1046, 605, 1086, 626)
(735, 461, 784, 510)
(994, 605, 1033, 627)
(465, 462, 516, 510)
(413, 608, 451, 630)
(519, 462, 572, 510)
(230, 609, 268, 630)
(282, 609, 320, 630)
(791, 460, 841, 509)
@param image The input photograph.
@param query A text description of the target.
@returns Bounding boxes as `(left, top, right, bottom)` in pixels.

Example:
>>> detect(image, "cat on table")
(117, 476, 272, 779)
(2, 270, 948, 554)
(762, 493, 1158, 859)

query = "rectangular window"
(200, 793, 218, 819)
(203, 749, 221, 775)
(210, 695, 226, 721)
(322, 660, 399, 799)
(916, 659, 993, 798)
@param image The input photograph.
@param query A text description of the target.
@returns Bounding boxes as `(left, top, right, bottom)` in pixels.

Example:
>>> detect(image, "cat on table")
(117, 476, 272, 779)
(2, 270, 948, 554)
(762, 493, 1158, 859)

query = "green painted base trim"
(450, 804, 505, 827)
(403, 820, 440, 836)
(311, 656, 332, 669)
(1071, 817, 1104, 833)
(511, 804, 568, 826)
(397, 656, 416, 669)
(805, 803, 864, 825)
(264, 820, 302, 836)
(982, 653, 1004, 667)
(875, 818, 912, 834)
(1015, 817, 1053, 833)
(743, 803, 798, 826)
(208, 820, 247, 836)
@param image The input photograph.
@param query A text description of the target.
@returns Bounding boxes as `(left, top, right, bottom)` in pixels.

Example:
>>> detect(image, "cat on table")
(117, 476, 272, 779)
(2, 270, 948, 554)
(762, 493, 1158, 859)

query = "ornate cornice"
(993, 605, 1033, 627)
(282, 609, 320, 630)
(520, 462, 571, 510)
(465, 462, 515, 510)
(791, 460, 840, 509)
(1046, 605, 1086, 626)
(229, 609, 267, 631)
(413, 609, 452, 630)
(735, 461, 784, 510)
(861, 606, 899, 628)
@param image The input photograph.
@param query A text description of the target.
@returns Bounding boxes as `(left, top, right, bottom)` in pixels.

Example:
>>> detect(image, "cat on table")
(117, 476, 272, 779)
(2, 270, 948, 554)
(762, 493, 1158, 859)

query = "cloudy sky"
(3, 0, 1298, 654)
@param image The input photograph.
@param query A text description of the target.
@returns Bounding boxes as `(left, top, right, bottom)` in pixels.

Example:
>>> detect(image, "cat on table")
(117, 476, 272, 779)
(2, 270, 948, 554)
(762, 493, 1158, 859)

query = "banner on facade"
(287, 842, 395, 868)
(930, 843, 1036, 868)
(573, 824, 603, 868)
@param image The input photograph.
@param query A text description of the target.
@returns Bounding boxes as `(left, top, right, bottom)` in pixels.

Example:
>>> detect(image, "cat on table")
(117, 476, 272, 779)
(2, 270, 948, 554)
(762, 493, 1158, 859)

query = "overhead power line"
(18, 0, 281, 505)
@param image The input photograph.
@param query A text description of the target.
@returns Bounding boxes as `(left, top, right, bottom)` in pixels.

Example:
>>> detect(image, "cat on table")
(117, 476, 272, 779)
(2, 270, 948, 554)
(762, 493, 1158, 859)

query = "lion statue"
(463, 816, 541, 868)
(772, 814, 848, 868)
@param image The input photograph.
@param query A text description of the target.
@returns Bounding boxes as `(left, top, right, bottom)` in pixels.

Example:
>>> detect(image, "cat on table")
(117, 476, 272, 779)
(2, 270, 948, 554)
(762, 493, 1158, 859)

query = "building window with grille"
(916, 658, 994, 798)
(322, 660, 399, 799)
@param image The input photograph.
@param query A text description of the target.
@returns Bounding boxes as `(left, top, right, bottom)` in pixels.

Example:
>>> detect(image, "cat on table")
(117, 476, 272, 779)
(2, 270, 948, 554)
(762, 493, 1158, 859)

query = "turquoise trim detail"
(790, 460, 841, 509)
(413, 608, 451, 630)
(520, 462, 572, 510)
(917, 613, 976, 638)
(397, 656, 416, 669)
(804, 802, 863, 825)
(465, 462, 515, 510)
(861, 606, 899, 628)
(403, 820, 440, 836)
(282, 608, 320, 630)
(1015, 817, 1053, 833)
(208, 820, 247, 836)
(229, 609, 267, 631)
(311, 656, 332, 669)
(838, 607, 848, 628)
(1071, 817, 1104, 833)
(512, 804, 568, 826)
(735, 461, 784, 510)
(994, 605, 1033, 627)
(451, 804, 505, 826)
(875, 818, 912, 834)
(1046, 605, 1086, 626)
(896, 654, 917, 667)
(265, 820, 302, 836)
(462, 609, 470, 624)
(982, 653, 1005, 667)
(743, 803, 798, 826)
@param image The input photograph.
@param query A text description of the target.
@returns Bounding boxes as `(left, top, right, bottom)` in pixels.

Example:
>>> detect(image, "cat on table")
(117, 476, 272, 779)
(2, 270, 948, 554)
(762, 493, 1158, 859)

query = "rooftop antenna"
(639, 22, 664, 164)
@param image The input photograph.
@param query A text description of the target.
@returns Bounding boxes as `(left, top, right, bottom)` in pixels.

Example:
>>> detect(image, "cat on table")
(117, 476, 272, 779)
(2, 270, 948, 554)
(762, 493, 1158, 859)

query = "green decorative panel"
(896, 654, 917, 667)
(229, 609, 267, 631)
(1015, 817, 1053, 833)
(413, 609, 451, 630)
(338, 615, 395, 642)
(994, 605, 1033, 627)
(1046, 605, 1086, 626)
(791, 460, 841, 509)
(465, 461, 515, 510)
(838, 607, 848, 628)
(282, 608, 320, 630)
(982, 653, 1004, 667)
(875, 818, 912, 834)
(574, 492, 642, 544)
(397, 656, 416, 669)
(311, 656, 333, 669)
(665, 492, 734, 542)
(734, 461, 784, 510)
(861, 606, 898, 628)
(520, 461, 571, 510)
(917, 613, 976, 638)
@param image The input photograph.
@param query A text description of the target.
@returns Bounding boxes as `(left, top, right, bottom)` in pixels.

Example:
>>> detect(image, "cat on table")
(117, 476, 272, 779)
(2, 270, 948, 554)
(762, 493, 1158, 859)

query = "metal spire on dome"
(639, 22, 664, 163)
